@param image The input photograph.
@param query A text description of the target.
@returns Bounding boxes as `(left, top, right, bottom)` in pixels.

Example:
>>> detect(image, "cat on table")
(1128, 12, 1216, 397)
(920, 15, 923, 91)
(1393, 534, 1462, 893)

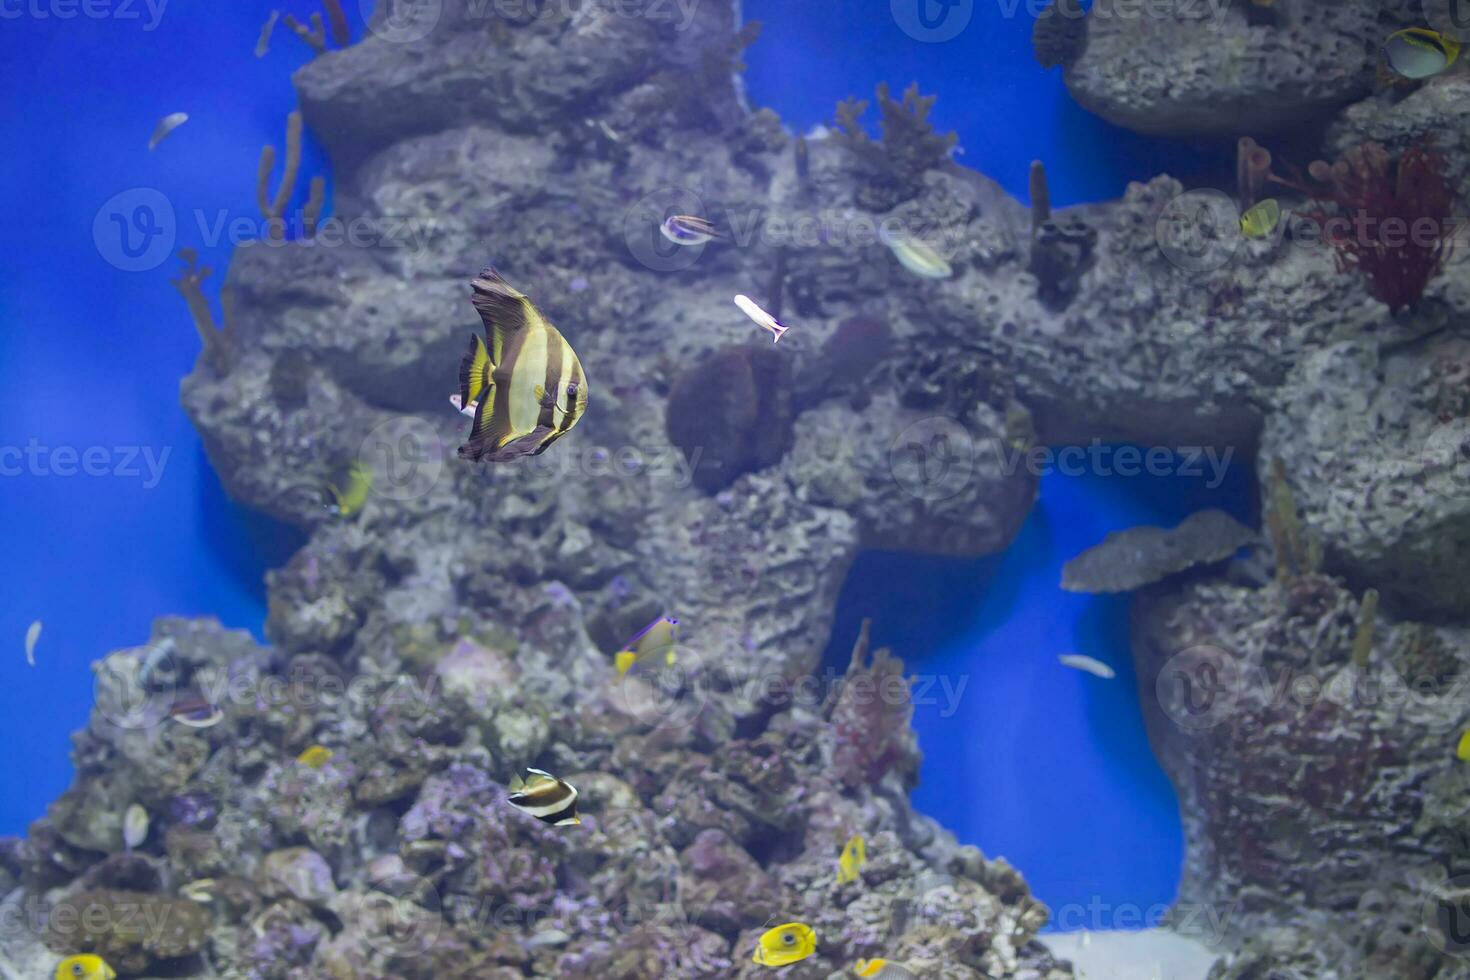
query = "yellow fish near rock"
(1455, 730, 1470, 762)
(853, 959, 920, 979)
(55, 955, 117, 980)
(752, 922, 817, 967)
(1383, 28, 1461, 80)
(297, 745, 334, 769)
(1239, 198, 1281, 239)
(614, 615, 678, 677)
(837, 833, 867, 884)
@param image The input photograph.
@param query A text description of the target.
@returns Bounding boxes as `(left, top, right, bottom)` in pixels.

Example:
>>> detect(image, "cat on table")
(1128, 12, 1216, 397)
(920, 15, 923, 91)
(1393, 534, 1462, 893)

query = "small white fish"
(879, 225, 953, 279)
(148, 112, 189, 151)
(24, 621, 40, 667)
(1058, 654, 1115, 680)
(733, 294, 788, 343)
(660, 215, 721, 247)
(123, 804, 149, 850)
(448, 393, 478, 418)
(255, 9, 281, 57)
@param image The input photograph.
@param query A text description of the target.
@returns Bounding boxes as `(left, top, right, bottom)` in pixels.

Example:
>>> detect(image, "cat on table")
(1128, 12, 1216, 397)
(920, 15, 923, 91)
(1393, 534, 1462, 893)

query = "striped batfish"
(457, 268, 588, 462)
(506, 768, 582, 827)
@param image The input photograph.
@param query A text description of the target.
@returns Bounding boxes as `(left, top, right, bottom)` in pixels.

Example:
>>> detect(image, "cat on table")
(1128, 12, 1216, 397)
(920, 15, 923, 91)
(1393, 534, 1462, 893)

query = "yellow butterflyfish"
(1456, 730, 1470, 762)
(55, 955, 117, 980)
(324, 461, 372, 518)
(1239, 198, 1281, 239)
(837, 833, 867, 884)
(297, 745, 334, 769)
(752, 922, 817, 967)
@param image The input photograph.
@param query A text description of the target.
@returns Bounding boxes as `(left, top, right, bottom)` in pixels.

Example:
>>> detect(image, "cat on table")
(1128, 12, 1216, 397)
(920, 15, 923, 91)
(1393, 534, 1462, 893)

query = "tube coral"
(258, 111, 304, 240)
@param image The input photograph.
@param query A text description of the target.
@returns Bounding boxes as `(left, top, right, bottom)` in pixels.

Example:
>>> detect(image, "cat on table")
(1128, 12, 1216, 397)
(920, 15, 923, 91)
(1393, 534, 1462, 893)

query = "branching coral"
(827, 620, 918, 789)
(833, 82, 958, 212)
(1276, 142, 1460, 313)
(258, 110, 305, 240)
(169, 249, 234, 375)
(283, 0, 351, 56)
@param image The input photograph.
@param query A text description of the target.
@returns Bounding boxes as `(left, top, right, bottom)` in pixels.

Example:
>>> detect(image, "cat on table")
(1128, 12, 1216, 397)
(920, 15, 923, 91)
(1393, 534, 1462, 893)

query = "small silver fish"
(733, 294, 788, 343)
(660, 215, 721, 247)
(123, 804, 149, 850)
(879, 225, 953, 279)
(24, 621, 40, 667)
(1058, 654, 1115, 680)
(448, 393, 478, 418)
(148, 112, 189, 151)
(255, 10, 281, 57)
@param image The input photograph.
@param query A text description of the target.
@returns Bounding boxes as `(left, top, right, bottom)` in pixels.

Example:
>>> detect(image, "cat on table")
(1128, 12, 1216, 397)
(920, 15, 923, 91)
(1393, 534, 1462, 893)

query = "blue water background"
(0, 0, 1237, 924)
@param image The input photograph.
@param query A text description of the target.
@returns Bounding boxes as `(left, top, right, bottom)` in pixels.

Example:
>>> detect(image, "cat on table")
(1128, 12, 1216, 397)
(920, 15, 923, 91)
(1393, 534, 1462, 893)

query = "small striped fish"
(506, 768, 581, 827)
(852, 959, 919, 979)
(457, 268, 588, 463)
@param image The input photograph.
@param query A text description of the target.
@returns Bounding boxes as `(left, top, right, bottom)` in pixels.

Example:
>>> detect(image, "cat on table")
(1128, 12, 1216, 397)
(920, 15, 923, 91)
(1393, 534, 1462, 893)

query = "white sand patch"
(1039, 929, 1221, 980)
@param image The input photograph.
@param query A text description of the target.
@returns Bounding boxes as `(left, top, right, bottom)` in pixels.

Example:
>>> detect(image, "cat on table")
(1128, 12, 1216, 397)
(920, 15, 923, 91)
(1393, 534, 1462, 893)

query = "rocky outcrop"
(1062, 509, 1256, 593)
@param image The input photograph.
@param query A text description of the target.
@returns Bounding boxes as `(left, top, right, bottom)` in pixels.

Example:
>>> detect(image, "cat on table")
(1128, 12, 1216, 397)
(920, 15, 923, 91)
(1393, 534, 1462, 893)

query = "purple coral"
(827, 620, 919, 789)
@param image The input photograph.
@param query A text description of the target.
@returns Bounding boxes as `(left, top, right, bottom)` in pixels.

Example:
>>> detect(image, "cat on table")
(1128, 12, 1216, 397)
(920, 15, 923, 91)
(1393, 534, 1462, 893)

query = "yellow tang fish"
(837, 833, 867, 884)
(55, 955, 117, 980)
(1456, 730, 1470, 762)
(324, 461, 372, 518)
(614, 615, 678, 677)
(1384, 28, 1461, 80)
(1239, 198, 1281, 240)
(457, 268, 588, 463)
(853, 959, 919, 979)
(753, 922, 817, 967)
(297, 745, 334, 769)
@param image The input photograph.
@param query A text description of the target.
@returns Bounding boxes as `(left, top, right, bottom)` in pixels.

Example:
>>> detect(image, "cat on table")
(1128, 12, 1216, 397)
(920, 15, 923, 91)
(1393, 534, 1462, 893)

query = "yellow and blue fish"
(1384, 28, 1461, 80)
(752, 922, 817, 967)
(55, 955, 117, 980)
(457, 268, 588, 463)
(837, 833, 867, 884)
(614, 615, 678, 677)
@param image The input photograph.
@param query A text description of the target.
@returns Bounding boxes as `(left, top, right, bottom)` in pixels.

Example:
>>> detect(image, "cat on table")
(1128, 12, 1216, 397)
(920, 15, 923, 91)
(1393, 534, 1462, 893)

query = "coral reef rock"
(1062, 509, 1256, 594)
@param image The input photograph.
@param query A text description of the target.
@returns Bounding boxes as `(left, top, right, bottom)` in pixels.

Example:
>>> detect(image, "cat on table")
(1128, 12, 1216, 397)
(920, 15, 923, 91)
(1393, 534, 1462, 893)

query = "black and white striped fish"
(506, 768, 581, 827)
(457, 268, 588, 463)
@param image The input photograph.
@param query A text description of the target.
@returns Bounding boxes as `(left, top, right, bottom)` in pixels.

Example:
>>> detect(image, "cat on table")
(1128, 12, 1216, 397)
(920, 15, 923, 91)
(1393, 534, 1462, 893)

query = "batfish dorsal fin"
(470, 267, 533, 365)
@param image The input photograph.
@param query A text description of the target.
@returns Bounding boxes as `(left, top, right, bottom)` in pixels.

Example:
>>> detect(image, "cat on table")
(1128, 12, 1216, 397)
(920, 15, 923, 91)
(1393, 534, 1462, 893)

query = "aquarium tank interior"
(2, 0, 1469, 977)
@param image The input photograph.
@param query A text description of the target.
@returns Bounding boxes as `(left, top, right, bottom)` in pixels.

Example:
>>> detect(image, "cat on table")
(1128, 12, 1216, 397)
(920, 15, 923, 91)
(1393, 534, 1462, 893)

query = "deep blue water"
(0, 0, 1236, 925)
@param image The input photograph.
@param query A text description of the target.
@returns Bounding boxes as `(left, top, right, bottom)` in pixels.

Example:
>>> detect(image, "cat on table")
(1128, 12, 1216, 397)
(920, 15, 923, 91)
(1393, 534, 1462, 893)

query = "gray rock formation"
(1061, 509, 1256, 593)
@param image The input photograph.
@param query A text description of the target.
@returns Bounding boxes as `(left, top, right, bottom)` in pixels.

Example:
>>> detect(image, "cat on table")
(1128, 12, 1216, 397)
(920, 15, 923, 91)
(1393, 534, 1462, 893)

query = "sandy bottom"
(1039, 929, 1222, 980)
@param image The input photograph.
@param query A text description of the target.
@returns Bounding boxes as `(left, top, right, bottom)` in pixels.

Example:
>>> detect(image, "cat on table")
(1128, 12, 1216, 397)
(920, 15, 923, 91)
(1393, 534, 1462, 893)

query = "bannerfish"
(54, 955, 117, 980)
(734, 294, 788, 343)
(123, 804, 149, 850)
(853, 960, 919, 979)
(25, 620, 40, 667)
(148, 112, 189, 150)
(1058, 654, 1116, 680)
(1384, 28, 1461, 80)
(506, 767, 581, 827)
(878, 225, 953, 279)
(324, 461, 372, 518)
(837, 833, 866, 885)
(170, 698, 224, 729)
(752, 922, 817, 967)
(615, 615, 678, 677)
(297, 745, 334, 769)
(1456, 730, 1470, 762)
(660, 215, 722, 246)
(457, 268, 588, 463)
(1239, 198, 1281, 239)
